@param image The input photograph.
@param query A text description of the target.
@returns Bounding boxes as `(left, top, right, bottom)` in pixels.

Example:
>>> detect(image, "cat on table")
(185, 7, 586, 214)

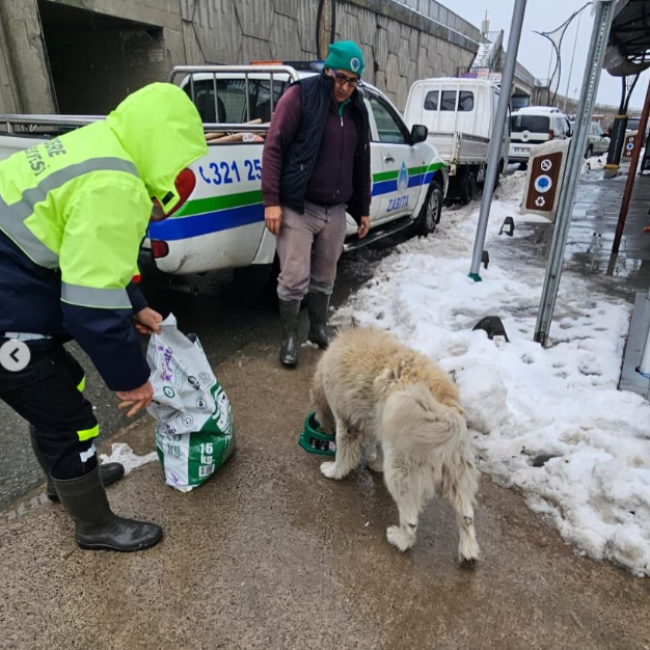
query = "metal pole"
(612, 77, 650, 254)
(534, 0, 617, 346)
(469, 0, 527, 281)
(563, 9, 582, 112)
(636, 283, 650, 378)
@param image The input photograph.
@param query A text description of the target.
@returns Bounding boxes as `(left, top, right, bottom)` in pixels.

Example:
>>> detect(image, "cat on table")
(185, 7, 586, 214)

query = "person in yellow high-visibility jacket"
(0, 82, 207, 552)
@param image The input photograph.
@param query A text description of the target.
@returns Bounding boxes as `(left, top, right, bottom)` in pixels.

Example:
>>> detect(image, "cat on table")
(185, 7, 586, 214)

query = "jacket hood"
(106, 82, 207, 213)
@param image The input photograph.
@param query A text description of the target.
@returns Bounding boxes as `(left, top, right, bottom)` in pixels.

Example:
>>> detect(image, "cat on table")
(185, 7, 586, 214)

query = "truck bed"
(427, 131, 490, 168)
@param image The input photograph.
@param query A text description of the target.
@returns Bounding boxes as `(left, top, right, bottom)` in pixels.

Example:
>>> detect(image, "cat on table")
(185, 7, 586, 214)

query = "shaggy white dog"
(311, 327, 480, 565)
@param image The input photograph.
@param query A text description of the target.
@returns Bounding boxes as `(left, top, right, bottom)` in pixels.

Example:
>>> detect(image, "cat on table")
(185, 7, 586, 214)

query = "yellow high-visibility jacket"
(0, 82, 207, 390)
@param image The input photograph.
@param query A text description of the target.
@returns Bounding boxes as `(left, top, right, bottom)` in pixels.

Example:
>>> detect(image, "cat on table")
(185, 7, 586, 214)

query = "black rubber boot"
(279, 299, 301, 367)
(307, 292, 332, 350)
(52, 467, 163, 552)
(29, 426, 125, 503)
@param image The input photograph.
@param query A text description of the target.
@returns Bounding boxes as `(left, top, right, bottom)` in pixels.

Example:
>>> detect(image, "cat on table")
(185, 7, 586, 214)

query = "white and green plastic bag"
(146, 314, 235, 492)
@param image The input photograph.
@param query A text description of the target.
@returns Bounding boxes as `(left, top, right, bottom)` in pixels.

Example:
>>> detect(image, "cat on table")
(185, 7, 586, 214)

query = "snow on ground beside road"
(582, 154, 608, 174)
(332, 171, 650, 577)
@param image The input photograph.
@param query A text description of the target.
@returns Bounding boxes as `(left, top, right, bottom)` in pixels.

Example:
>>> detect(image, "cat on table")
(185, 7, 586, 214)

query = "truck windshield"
(511, 115, 550, 133)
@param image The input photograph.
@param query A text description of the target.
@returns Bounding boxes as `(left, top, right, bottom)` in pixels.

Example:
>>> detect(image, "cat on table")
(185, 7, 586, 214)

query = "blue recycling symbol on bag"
(398, 161, 409, 192)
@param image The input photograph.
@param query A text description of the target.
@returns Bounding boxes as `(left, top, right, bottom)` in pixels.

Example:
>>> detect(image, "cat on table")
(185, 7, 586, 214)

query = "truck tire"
(233, 262, 274, 291)
(233, 255, 281, 304)
(493, 160, 504, 192)
(412, 179, 443, 237)
(459, 169, 476, 205)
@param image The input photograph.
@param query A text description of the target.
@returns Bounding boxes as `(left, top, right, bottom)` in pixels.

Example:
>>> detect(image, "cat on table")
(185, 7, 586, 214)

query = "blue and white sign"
(534, 174, 553, 194)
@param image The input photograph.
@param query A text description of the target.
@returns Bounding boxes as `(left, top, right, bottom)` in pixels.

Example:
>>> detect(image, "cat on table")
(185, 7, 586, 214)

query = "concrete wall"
(0, 0, 57, 113)
(185, 0, 478, 109)
(0, 0, 479, 115)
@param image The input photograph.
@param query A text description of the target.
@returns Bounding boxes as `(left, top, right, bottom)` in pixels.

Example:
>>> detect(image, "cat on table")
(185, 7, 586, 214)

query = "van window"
(440, 91, 457, 111)
(511, 114, 550, 133)
(458, 91, 474, 112)
(424, 90, 439, 111)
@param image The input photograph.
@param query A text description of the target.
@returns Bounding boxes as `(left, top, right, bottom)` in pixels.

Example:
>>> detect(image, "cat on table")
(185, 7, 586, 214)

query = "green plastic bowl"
(298, 412, 336, 456)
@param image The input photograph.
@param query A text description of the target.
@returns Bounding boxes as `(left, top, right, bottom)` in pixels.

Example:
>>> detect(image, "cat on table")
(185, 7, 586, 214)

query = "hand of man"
(358, 216, 370, 239)
(116, 381, 154, 418)
(134, 307, 163, 335)
(265, 205, 282, 236)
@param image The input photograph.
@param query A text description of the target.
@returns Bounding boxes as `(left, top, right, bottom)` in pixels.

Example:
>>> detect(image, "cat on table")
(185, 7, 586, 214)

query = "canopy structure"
(605, 0, 650, 76)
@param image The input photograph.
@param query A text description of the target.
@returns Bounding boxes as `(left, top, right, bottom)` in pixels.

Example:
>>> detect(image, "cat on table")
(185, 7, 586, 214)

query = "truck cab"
(403, 77, 509, 204)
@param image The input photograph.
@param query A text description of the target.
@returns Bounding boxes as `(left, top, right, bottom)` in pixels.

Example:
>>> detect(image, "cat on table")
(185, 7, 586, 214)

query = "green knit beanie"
(324, 41, 365, 77)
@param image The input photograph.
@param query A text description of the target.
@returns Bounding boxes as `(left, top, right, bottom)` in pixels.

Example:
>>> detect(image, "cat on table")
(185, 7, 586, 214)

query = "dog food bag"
(146, 314, 235, 492)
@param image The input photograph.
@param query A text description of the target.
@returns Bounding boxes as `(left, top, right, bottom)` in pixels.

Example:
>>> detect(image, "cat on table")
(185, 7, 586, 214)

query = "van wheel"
(413, 180, 443, 237)
(459, 169, 476, 205)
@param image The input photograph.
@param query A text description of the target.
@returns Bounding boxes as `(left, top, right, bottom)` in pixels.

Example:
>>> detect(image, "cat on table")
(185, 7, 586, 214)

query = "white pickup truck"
(0, 63, 448, 286)
(403, 77, 509, 205)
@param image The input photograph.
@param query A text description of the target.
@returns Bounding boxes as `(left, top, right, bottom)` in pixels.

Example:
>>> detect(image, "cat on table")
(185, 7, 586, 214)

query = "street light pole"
(563, 9, 582, 112)
(469, 0, 527, 281)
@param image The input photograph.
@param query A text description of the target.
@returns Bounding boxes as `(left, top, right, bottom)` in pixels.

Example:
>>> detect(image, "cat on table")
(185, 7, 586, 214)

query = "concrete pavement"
(1, 339, 649, 650)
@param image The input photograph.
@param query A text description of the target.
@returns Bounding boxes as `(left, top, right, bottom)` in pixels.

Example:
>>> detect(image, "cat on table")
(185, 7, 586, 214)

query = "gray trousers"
(276, 201, 347, 302)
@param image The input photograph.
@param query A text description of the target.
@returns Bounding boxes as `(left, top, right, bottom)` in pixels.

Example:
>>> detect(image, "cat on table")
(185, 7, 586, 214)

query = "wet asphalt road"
(0, 226, 415, 511)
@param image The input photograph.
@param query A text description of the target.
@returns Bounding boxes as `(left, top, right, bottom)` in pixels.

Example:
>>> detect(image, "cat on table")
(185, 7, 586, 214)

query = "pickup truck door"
(366, 93, 423, 224)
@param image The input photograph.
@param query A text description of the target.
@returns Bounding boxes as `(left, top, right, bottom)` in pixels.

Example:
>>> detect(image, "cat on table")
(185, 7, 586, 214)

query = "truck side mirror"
(410, 124, 428, 144)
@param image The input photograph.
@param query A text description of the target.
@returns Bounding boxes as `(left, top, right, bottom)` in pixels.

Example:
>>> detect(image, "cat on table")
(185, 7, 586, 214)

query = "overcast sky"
(455, 1, 649, 111)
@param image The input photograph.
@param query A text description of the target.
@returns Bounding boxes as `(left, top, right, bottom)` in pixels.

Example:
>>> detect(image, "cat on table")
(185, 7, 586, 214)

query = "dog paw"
(320, 461, 340, 479)
(458, 539, 480, 567)
(459, 556, 478, 570)
(386, 525, 414, 552)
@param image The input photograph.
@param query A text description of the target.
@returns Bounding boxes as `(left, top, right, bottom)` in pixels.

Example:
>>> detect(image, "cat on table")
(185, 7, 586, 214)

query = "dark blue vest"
(279, 73, 370, 223)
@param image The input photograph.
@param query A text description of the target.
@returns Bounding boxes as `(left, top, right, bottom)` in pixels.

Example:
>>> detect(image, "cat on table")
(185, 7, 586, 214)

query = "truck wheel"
(413, 180, 442, 237)
(493, 160, 504, 192)
(233, 263, 273, 291)
(233, 256, 281, 304)
(459, 169, 476, 205)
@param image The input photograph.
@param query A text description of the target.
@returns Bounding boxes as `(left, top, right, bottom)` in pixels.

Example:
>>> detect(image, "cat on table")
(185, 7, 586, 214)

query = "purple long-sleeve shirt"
(262, 84, 371, 215)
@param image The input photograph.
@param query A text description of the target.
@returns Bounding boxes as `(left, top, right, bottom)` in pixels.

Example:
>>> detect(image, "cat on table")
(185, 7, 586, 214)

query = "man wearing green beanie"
(262, 41, 372, 367)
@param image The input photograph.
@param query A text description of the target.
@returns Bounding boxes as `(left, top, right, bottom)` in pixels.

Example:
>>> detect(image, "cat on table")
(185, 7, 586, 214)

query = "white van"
(509, 106, 572, 168)
(404, 77, 509, 204)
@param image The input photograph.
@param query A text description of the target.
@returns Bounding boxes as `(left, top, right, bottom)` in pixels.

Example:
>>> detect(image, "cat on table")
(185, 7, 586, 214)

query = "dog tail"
(382, 382, 466, 451)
